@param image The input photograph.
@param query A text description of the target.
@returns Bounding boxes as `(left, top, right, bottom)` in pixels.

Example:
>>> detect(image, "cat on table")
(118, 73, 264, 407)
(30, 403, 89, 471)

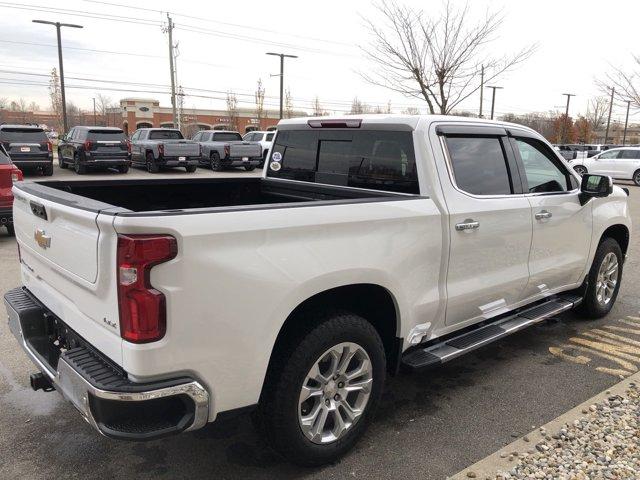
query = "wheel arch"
(261, 283, 402, 396)
(601, 223, 630, 256)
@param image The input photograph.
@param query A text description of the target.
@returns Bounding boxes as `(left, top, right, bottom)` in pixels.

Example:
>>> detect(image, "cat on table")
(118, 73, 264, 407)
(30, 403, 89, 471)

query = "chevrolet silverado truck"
(192, 130, 262, 171)
(129, 128, 200, 173)
(4, 115, 631, 466)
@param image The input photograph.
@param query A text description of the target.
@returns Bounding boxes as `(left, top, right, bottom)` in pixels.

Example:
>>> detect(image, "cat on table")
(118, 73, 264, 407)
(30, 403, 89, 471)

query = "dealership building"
(117, 98, 282, 135)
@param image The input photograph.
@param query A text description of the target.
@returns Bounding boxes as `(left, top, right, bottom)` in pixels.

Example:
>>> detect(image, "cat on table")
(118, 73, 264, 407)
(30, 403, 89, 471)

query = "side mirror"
(579, 174, 613, 204)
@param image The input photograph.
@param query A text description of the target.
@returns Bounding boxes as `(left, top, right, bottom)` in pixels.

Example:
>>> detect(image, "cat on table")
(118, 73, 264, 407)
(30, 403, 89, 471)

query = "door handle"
(535, 210, 553, 220)
(455, 219, 480, 231)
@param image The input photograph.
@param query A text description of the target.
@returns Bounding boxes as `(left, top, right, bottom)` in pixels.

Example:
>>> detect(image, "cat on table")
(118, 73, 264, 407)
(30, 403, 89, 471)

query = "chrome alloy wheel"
(298, 342, 373, 444)
(596, 252, 619, 306)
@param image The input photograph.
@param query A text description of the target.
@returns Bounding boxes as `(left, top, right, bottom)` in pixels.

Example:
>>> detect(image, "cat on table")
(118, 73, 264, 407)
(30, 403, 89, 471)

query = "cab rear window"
(86, 130, 126, 141)
(213, 132, 242, 142)
(149, 130, 183, 140)
(0, 128, 47, 143)
(268, 130, 418, 194)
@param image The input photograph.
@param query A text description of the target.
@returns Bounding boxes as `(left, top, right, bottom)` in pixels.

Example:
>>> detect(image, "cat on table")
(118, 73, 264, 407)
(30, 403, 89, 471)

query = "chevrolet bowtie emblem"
(34, 229, 51, 249)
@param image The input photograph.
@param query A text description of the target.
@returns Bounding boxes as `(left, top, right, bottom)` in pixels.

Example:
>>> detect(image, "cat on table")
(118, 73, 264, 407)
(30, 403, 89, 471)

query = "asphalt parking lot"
(0, 171, 639, 480)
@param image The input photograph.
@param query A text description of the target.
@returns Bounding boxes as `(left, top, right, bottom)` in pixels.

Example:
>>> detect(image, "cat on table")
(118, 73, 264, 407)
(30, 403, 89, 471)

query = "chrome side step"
(401, 294, 582, 371)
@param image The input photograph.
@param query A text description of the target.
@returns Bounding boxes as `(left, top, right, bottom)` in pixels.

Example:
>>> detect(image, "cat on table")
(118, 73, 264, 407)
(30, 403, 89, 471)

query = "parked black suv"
(0, 124, 53, 175)
(58, 126, 130, 174)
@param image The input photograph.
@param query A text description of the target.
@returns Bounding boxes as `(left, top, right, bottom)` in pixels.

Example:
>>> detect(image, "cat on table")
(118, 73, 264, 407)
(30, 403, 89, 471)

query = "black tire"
(210, 152, 223, 171)
(5, 223, 15, 236)
(58, 151, 67, 169)
(259, 311, 386, 466)
(633, 169, 640, 187)
(146, 153, 160, 173)
(261, 150, 268, 167)
(574, 165, 588, 176)
(74, 155, 87, 175)
(118, 165, 129, 174)
(578, 238, 623, 319)
(42, 164, 54, 176)
(244, 165, 256, 171)
(185, 165, 197, 173)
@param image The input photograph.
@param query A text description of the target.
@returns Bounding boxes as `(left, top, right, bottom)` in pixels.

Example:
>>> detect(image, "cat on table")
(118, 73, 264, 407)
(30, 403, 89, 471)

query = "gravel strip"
(495, 382, 640, 479)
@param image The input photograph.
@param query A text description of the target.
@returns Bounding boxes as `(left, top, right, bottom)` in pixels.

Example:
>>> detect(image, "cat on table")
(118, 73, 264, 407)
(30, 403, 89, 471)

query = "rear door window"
(268, 130, 418, 194)
(149, 130, 183, 140)
(445, 136, 513, 195)
(0, 128, 48, 143)
(619, 150, 640, 159)
(86, 130, 125, 141)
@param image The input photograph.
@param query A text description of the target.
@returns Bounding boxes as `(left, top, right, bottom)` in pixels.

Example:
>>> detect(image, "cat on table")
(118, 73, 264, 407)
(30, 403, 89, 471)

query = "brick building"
(118, 98, 282, 136)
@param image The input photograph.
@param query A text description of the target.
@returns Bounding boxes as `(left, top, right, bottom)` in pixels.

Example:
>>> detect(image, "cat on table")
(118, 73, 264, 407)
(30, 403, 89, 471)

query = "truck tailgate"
(230, 142, 261, 157)
(164, 141, 199, 157)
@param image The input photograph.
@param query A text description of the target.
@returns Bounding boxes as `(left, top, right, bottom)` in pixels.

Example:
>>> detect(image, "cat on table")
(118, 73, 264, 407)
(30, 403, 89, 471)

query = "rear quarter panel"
(113, 198, 443, 415)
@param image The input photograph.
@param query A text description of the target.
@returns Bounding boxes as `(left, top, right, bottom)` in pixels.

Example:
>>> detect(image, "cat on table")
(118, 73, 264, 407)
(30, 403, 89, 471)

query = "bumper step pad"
(402, 294, 582, 371)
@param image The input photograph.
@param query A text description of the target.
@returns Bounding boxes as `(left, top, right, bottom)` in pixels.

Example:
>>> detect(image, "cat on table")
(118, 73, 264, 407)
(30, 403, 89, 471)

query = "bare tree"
(284, 88, 294, 119)
(586, 96, 609, 132)
(28, 101, 40, 112)
(597, 54, 640, 109)
(226, 91, 239, 131)
(0, 97, 7, 110)
(350, 97, 370, 114)
(402, 106, 420, 115)
(361, 1, 535, 114)
(312, 96, 326, 116)
(95, 93, 113, 126)
(49, 68, 63, 132)
(255, 78, 265, 129)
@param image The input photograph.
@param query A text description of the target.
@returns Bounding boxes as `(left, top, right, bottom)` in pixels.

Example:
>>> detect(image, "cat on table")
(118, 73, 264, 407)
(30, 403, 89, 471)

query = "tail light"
(84, 140, 93, 151)
(158, 143, 165, 156)
(46, 141, 52, 152)
(224, 144, 230, 158)
(11, 169, 23, 183)
(122, 139, 131, 153)
(117, 234, 177, 343)
(307, 119, 362, 128)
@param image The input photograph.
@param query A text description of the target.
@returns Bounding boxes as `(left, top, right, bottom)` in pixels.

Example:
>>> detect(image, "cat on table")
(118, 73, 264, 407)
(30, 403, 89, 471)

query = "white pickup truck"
(4, 115, 632, 466)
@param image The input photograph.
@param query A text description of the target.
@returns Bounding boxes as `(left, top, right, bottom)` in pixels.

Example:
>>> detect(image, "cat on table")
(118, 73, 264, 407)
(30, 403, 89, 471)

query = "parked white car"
(569, 147, 640, 186)
(243, 130, 275, 165)
(5, 115, 632, 466)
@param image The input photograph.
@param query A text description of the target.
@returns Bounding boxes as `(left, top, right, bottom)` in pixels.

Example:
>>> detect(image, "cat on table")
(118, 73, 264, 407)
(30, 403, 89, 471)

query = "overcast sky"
(0, 0, 639, 122)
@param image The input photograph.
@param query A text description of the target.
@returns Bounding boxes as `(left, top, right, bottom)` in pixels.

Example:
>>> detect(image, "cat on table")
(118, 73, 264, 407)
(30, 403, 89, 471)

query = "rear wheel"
(73, 154, 87, 175)
(579, 238, 623, 318)
(210, 152, 223, 171)
(118, 165, 129, 174)
(574, 165, 588, 176)
(42, 164, 54, 176)
(146, 152, 160, 173)
(633, 169, 640, 187)
(5, 224, 15, 236)
(185, 164, 197, 173)
(258, 312, 385, 466)
(244, 165, 256, 171)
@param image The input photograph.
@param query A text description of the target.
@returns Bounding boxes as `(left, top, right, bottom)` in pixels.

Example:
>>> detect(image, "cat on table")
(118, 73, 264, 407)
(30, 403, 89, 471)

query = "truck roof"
(277, 114, 539, 137)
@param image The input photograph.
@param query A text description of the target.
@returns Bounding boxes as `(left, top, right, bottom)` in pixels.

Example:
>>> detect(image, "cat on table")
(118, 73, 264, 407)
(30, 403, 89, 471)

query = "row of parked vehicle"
(553, 143, 640, 161)
(0, 123, 275, 176)
(567, 146, 640, 186)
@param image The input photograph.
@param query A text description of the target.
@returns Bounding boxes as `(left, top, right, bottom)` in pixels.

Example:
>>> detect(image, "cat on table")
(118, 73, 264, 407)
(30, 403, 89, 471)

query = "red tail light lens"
(158, 143, 165, 156)
(46, 141, 52, 152)
(125, 139, 131, 154)
(307, 119, 362, 128)
(117, 234, 177, 343)
(84, 140, 93, 151)
(11, 169, 23, 183)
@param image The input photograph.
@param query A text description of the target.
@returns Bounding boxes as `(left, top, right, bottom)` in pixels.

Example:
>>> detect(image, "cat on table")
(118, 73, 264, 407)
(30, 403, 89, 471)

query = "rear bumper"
(159, 157, 199, 167)
(223, 157, 262, 167)
(4, 287, 209, 441)
(83, 158, 131, 166)
(12, 158, 52, 168)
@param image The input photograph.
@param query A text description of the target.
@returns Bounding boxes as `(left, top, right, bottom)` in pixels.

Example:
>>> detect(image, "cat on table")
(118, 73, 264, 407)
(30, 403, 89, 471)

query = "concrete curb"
(448, 370, 640, 479)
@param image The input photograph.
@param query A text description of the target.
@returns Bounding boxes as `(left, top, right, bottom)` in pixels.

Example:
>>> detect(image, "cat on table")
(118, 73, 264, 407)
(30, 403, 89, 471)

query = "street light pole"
(266, 52, 298, 119)
(486, 86, 503, 120)
(561, 93, 575, 143)
(622, 100, 631, 145)
(32, 20, 83, 133)
(92, 97, 97, 126)
(604, 86, 615, 144)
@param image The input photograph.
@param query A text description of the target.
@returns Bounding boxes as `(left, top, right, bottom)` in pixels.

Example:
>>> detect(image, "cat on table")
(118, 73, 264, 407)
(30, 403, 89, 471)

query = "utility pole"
(165, 14, 178, 128)
(622, 100, 631, 145)
(479, 65, 484, 118)
(486, 86, 503, 120)
(561, 93, 575, 143)
(266, 52, 298, 119)
(92, 97, 96, 126)
(32, 20, 83, 133)
(605, 86, 615, 144)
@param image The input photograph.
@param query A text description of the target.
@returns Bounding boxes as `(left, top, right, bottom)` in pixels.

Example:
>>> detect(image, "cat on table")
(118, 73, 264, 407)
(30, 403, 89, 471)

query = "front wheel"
(573, 165, 588, 176)
(578, 238, 623, 318)
(633, 169, 640, 187)
(258, 312, 385, 466)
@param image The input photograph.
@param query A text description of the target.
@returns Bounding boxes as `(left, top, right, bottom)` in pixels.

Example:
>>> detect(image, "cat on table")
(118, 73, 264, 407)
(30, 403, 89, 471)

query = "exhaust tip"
(30, 372, 54, 392)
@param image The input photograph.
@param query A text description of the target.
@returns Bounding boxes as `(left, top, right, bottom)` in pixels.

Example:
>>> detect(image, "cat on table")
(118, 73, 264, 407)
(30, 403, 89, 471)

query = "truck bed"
(16, 177, 412, 215)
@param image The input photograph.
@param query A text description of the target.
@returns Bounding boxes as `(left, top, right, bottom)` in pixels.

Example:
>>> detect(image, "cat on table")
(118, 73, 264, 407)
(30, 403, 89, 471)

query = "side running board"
(401, 294, 582, 371)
